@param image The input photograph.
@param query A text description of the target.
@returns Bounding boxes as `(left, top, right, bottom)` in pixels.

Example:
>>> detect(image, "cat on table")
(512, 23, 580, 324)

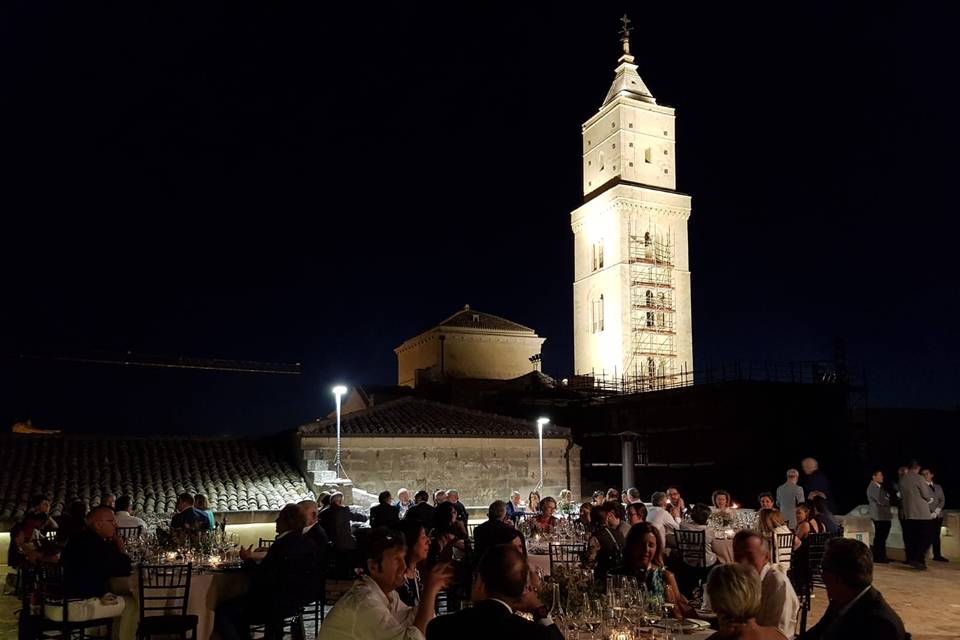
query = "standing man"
(899, 463, 935, 570)
(923, 469, 948, 562)
(866, 470, 892, 563)
(777, 469, 805, 530)
(801, 458, 832, 509)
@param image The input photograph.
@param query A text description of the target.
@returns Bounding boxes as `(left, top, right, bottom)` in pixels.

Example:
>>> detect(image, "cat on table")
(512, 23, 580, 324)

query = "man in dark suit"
(298, 499, 331, 571)
(472, 501, 514, 565)
(403, 490, 436, 527)
(320, 491, 368, 578)
(216, 504, 323, 640)
(60, 506, 132, 599)
(798, 538, 907, 640)
(170, 493, 210, 531)
(426, 544, 564, 640)
(446, 489, 469, 523)
(370, 491, 401, 530)
(899, 463, 935, 569)
(866, 470, 892, 563)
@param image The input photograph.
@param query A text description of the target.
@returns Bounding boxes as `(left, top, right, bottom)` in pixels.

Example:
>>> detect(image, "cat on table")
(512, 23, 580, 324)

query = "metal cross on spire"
(619, 13, 633, 56)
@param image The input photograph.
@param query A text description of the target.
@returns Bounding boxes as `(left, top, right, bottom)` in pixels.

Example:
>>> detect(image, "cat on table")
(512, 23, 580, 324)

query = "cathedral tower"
(571, 16, 693, 388)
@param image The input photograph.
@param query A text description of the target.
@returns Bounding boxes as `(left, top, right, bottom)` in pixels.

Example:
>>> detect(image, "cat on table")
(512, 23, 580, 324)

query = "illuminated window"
(591, 295, 605, 333)
(598, 240, 604, 269)
(599, 295, 605, 332)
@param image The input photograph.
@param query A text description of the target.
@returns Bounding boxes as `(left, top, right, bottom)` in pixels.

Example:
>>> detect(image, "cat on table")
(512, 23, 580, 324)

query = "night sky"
(3, 4, 958, 435)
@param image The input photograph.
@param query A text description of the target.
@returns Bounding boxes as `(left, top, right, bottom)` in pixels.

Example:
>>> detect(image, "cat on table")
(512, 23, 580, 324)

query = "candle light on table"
(208, 554, 221, 566)
(609, 630, 633, 640)
(165, 551, 177, 562)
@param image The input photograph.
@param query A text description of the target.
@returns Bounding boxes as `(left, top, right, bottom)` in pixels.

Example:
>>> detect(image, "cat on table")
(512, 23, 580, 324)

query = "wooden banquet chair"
(117, 525, 143, 541)
(796, 532, 831, 634)
(774, 532, 795, 569)
(35, 562, 116, 639)
(258, 538, 275, 549)
(137, 563, 198, 639)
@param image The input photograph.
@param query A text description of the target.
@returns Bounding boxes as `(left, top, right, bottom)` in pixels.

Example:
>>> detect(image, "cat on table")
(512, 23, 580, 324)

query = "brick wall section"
(300, 436, 581, 507)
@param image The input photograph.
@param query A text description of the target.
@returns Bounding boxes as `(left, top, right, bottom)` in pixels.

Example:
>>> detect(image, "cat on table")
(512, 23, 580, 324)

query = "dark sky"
(2, 3, 958, 435)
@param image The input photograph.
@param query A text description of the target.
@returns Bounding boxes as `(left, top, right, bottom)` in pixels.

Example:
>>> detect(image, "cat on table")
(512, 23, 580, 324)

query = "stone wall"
(300, 435, 580, 507)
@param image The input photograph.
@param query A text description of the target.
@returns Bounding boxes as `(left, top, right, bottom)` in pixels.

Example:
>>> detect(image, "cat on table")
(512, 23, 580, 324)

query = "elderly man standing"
(777, 469, 805, 530)
(733, 530, 799, 639)
(923, 468, 948, 562)
(798, 538, 906, 640)
(900, 463, 935, 570)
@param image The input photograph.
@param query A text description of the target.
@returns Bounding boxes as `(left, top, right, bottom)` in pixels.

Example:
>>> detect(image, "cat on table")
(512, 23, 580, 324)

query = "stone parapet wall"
(299, 435, 580, 507)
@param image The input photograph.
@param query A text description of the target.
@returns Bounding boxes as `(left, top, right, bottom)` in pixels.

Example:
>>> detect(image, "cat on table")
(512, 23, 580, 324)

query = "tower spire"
(619, 14, 634, 61)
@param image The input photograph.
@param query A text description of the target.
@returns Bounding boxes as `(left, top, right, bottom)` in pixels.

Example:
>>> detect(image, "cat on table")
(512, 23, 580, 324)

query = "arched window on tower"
(644, 231, 652, 259)
(645, 290, 654, 327)
(656, 292, 666, 328)
(591, 295, 605, 334)
(598, 294, 605, 332)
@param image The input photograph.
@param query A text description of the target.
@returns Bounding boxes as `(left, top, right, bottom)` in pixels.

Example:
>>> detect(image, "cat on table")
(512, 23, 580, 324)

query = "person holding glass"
(609, 522, 692, 619)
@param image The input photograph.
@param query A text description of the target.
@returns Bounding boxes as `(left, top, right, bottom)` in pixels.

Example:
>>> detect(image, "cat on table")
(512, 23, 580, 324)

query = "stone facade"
(300, 435, 581, 507)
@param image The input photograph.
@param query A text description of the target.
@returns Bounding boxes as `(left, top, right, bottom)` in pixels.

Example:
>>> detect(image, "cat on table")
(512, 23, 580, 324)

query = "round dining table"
(110, 567, 250, 640)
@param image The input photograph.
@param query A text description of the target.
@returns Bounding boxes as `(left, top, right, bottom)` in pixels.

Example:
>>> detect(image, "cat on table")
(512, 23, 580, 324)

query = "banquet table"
(527, 552, 551, 577)
(110, 568, 251, 640)
(712, 536, 735, 564)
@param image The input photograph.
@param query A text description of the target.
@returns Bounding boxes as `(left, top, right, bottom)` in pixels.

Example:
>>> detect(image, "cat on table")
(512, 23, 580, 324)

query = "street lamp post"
(332, 385, 348, 480)
(536, 417, 549, 492)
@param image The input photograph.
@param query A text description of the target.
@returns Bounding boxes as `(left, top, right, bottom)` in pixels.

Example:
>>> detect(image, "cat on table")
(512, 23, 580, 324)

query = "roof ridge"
(439, 307, 534, 333)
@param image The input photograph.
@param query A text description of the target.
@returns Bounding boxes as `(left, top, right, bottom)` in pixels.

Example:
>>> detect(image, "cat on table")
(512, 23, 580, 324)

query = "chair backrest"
(548, 543, 586, 574)
(259, 537, 275, 549)
(774, 532, 794, 566)
(117, 526, 142, 541)
(138, 563, 192, 619)
(806, 532, 831, 587)
(676, 529, 708, 567)
(42, 529, 58, 541)
(38, 563, 69, 619)
(513, 512, 534, 524)
(466, 523, 478, 540)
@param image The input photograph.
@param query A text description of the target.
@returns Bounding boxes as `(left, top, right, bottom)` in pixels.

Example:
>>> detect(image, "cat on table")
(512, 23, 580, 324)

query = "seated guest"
(610, 522, 692, 618)
(667, 486, 689, 517)
(446, 489, 469, 523)
(605, 488, 621, 503)
(396, 519, 431, 607)
(100, 494, 116, 510)
(320, 528, 452, 640)
(625, 501, 647, 526)
(404, 490, 436, 527)
(704, 563, 784, 640)
(577, 502, 594, 527)
(320, 492, 368, 578)
(318, 491, 333, 514)
(791, 503, 822, 587)
(506, 491, 524, 521)
(585, 502, 628, 581)
(533, 497, 559, 532)
(757, 492, 776, 511)
(26, 494, 58, 531)
(798, 538, 907, 640)
(298, 499, 331, 571)
(528, 491, 541, 514)
(558, 489, 575, 513)
(809, 495, 841, 536)
(795, 503, 822, 541)
(55, 499, 89, 544)
(592, 490, 605, 506)
(428, 503, 469, 566)
(679, 503, 718, 567)
(647, 491, 681, 547)
(194, 494, 216, 530)
(626, 487, 643, 504)
(711, 489, 735, 514)
(370, 491, 401, 529)
(433, 489, 448, 506)
(474, 501, 514, 564)
(218, 505, 323, 640)
(756, 508, 793, 571)
(114, 495, 147, 531)
(396, 488, 413, 519)
(426, 544, 563, 640)
(170, 493, 210, 531)
(10, 512, 57, 569)
(733, 530, 799, 639)
(61, 506, 132, 600)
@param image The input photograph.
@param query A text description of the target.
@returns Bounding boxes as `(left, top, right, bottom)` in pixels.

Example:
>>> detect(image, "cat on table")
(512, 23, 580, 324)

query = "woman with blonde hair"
(711, 489, 734, 513)
(704, 564, 784, 639)
(194, 494, 215, 530)
(756, 508, 794, 570)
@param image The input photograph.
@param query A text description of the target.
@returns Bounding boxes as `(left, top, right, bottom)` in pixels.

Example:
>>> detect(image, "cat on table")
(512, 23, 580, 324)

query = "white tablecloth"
(110, 570, 250, 640)
(527, 553, 551, 577)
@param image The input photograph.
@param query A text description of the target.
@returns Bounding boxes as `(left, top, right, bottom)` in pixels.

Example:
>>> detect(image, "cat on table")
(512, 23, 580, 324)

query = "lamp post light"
(332, 385, 348, 480)
(536, 417, 549, 492)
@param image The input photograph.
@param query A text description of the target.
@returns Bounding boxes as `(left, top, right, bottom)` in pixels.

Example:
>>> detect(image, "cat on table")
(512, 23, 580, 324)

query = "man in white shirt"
(646, 491, 681, 547)
(319, 527, 452, 640)
(113, 495, 146, 530)
(733, 530, 799, 639)
(777, 469, 805, 530)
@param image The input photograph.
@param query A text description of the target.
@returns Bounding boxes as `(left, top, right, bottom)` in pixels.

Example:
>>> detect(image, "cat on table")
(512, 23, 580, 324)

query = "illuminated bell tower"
(571, 15, 693, 387)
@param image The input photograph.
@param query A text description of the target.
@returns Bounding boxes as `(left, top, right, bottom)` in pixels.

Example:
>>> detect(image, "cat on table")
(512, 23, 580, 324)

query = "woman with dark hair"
(577, 502, 593, 527)
(396, 520, 430, 607)
(527, 491, 541, 514)
(610, 522, 692, 618)
(809, 494, 841, 535)
(428, 502, 468, 563)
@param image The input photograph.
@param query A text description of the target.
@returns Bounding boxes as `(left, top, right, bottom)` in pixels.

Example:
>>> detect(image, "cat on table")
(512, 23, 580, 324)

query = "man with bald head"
(61, 506, 132, 599)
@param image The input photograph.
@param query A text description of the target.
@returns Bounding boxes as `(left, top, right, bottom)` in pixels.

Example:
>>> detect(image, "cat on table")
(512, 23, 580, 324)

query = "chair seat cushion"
(44, 596, 126, 622)
(138, 614, 199, 634)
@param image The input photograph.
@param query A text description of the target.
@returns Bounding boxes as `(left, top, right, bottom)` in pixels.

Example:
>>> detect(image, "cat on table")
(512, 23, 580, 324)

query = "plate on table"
(651, 618, 711, 631)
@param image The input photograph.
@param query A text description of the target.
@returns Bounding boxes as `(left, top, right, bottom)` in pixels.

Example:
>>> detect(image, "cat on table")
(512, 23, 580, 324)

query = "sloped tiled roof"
(436, 306, 535, 333)
(0, 434, 313, 527)
(299, 396, 569, 439)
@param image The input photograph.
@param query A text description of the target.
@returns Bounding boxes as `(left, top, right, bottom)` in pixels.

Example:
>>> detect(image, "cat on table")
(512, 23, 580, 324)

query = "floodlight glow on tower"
(536, 417, 549, 491)
(332, 385, 348, 480)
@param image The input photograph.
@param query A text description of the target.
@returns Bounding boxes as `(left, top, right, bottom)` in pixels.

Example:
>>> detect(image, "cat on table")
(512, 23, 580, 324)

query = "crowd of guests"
(6, 458, 941, 640)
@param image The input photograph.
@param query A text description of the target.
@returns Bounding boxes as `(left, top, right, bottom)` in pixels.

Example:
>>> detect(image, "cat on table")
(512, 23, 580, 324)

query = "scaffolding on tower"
(625, 213, 680, 391)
